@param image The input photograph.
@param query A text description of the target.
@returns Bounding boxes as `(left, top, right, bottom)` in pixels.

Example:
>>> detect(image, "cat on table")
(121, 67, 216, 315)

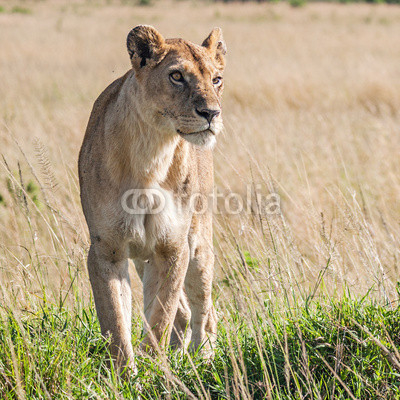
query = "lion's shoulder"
(89, 70, 132, 127)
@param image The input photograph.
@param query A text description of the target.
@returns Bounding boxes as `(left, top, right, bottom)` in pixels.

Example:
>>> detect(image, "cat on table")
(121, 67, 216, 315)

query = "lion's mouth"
(176, 127, 217, 148)
(177, 128, 215, 136)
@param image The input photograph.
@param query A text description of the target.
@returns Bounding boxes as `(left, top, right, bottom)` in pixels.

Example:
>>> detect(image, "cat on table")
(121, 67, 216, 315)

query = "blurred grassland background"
(1, 0, 400, 398)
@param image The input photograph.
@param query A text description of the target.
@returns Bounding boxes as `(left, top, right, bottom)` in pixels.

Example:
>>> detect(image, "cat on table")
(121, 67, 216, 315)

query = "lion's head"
(126, 25, 226, 148)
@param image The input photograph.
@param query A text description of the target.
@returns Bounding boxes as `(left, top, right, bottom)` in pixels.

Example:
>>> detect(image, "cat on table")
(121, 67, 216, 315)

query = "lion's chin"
(177, 129, 216, 149)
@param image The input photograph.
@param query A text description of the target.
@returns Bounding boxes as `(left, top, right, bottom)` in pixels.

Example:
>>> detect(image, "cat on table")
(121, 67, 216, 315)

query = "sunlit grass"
(1, 292, 400, 398)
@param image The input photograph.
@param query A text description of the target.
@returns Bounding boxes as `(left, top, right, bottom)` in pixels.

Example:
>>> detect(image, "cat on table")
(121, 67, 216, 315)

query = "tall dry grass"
(0, 0, 399, 314)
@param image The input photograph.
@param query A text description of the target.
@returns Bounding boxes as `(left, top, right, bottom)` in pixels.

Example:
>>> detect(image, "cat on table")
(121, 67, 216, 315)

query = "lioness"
(78, 25, 226, 370)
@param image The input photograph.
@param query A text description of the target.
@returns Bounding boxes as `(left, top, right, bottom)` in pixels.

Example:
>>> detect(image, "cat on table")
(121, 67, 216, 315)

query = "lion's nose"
(195, 108, 220, 124)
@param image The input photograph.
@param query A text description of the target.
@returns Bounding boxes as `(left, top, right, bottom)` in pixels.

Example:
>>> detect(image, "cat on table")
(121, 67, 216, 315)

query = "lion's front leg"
(135, 259, 191, 349)
(141, 244, 189, 350)
(185, 247, 217, 354)
(186, 213, 217, 354)
(87, 244, 134, 372)
(170, 290, 191, 349)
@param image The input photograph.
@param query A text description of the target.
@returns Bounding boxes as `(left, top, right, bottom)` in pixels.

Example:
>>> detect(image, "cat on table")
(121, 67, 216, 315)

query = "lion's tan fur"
(78, 25, 226, 370)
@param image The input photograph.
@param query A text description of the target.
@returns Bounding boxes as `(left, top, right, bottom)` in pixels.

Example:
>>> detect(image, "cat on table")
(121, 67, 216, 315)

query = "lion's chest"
(121, 187, 184, 259)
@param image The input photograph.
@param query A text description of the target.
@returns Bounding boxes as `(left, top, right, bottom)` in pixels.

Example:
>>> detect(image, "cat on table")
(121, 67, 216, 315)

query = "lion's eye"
(170, 71, 184, 83)
(213, 77, 223, 86)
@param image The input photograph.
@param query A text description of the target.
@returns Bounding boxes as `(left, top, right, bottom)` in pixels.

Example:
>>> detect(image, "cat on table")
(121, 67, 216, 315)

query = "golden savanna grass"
(1, 0, 400, 314)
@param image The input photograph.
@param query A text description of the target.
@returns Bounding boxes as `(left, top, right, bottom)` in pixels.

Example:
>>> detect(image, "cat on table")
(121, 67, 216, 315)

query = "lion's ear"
(127, 25, 166, 70)
(202, 27, 227, 67)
